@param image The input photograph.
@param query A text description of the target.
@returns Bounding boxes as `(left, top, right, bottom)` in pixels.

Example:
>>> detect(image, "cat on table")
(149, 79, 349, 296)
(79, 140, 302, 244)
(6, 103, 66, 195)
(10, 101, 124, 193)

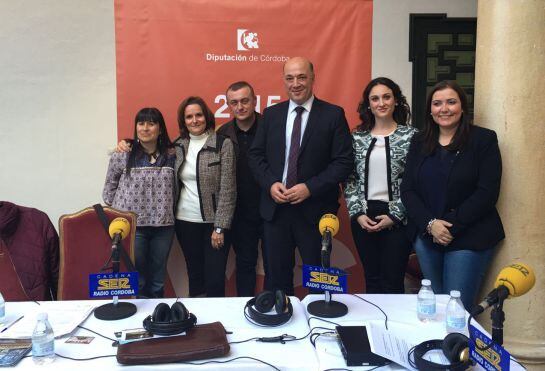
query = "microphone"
(307, 214, 348, 318)
(472, 263, 535, 315)
(319, 214, 339, 268)
(108, 217, 131, 246)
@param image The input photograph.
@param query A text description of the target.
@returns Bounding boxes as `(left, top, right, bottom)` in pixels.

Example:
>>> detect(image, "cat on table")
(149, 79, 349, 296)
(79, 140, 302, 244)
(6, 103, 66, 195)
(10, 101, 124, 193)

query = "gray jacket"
(173, 131, 236, 229)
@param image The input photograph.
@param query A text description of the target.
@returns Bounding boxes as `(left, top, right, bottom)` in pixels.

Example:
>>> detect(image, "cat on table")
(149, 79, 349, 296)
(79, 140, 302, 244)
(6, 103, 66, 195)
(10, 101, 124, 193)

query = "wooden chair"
(405, 252, 424, 294)
(57, 206, 137, 300)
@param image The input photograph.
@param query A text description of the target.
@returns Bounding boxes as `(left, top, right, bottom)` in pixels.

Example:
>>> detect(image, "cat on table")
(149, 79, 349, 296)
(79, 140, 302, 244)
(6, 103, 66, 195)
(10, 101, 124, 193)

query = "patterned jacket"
(344, 125, 417, 224)
(103, 152, 176, 226)
(173, 132, 236, 229)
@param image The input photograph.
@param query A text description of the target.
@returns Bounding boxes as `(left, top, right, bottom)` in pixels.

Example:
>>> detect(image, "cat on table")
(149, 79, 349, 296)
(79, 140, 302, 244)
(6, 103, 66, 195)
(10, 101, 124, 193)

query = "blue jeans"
(413, 236, 496, 309)
(134, 226, 175, 298)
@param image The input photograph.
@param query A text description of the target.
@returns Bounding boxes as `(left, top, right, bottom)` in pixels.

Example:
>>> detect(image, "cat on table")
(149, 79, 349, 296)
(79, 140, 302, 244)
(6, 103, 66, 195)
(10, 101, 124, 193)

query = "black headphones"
(142, 301, 197, 336)
(244, 290, 293, 327)
(411, 333, 471, 371)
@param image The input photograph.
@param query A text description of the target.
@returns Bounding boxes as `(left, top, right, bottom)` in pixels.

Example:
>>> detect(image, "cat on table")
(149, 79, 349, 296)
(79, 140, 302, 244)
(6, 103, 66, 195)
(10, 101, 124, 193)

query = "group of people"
(103, 56, 504, 310)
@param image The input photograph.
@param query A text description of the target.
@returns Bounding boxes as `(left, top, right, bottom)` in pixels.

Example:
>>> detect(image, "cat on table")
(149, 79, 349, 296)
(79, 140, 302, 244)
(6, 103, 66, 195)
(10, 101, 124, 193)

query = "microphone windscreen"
(318, 214, 339, 236)
(494, 263, 535, 297)
(108, 217, 131, 240)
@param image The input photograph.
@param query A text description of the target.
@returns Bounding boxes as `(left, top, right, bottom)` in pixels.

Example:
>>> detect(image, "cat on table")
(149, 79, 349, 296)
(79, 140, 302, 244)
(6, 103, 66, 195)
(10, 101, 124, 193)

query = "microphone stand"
(307, 231, 348, 318)
(94, 238, 137, 320)
(491, 299, 505, 345)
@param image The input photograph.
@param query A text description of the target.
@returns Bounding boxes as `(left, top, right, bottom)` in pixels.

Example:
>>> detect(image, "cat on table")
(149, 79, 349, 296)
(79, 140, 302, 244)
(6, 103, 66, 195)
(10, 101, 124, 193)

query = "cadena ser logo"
(474, 338, 501, 367)
(310, 272, 340, 286)
(302, 265, 347, 293)
(89, 272, 138, 298)
(97, 277, 131, 290)
(237, 29, 259, 50)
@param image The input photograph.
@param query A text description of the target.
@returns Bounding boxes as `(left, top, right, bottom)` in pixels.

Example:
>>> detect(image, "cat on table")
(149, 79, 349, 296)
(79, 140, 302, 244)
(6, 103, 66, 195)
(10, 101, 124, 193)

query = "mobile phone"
(336, 325, 389, 367)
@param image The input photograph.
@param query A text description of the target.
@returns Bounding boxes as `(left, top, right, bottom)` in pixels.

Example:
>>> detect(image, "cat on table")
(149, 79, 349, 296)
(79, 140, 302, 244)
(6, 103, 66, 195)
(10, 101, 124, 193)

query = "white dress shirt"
(367, 135, 389, 202)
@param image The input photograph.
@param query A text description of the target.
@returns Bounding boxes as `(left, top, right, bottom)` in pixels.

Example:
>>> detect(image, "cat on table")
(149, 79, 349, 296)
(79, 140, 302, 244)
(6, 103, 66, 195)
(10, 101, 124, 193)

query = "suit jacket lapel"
(278, 102, 290, 167)
(299, 98, 320, 154)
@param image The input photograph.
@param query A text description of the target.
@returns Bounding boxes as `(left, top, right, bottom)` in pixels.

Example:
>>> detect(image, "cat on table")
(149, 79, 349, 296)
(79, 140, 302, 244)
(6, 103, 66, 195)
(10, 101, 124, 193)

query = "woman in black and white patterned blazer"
(344, 77, 416, 294)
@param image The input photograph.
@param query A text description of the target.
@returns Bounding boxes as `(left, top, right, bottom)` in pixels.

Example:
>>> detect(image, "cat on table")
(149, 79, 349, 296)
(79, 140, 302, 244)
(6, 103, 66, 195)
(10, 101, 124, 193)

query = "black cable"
(308, 316, 341, 328)
(228, 336, 261, 345)
(228, 325, 332, 345)
(349, 293, 389, 330)
(305, 317, 341, 348)
(370, 363, 391, 370)
(466, 312, 493, 352)
(180, 356, 280, 370)
(55, 353, 117, 361)
(77, 325, 116, 342)
(310, 331, 336, 347)
(299, 326, 336, 342)
(322, 365, 389, 371)
(55, 352, 281, 370)
(407, 345, 417, 368)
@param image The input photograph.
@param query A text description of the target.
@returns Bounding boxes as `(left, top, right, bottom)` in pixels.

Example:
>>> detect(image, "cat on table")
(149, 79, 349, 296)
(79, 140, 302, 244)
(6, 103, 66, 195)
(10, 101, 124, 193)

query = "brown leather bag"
(116, 321, 230, 365)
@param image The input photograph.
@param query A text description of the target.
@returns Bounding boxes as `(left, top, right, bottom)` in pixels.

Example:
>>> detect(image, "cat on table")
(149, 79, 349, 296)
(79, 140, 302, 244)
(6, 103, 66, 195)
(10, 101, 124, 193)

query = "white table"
(6, 297, 318, 371)
(3, 295, 525, 370)
(302, 293, 525, 371)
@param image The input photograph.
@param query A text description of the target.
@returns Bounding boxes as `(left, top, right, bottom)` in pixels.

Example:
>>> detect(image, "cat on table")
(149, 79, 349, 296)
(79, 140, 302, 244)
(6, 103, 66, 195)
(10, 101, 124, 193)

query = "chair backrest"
(405, 252, 424, 294)
(57, 206, 137, 300)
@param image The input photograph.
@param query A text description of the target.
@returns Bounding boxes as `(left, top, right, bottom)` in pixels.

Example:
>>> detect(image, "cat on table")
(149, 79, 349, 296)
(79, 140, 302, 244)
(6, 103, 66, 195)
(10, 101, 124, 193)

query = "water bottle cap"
(450, 290, 461, 298)
(37, 312, 48, 321)
(421, 279, 431, 286)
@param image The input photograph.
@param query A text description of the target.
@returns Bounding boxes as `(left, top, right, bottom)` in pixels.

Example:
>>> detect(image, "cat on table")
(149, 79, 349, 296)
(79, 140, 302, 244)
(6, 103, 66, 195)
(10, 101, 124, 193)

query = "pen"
(1, 315, 24, 333)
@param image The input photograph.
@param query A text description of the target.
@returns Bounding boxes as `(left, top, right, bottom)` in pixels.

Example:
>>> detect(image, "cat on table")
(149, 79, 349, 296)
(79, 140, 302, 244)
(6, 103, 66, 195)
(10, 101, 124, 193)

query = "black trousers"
(231, 213, 263, 297)
(351, 201, 411, 294)
(263, 205, 321, 296)
(175, 220, 230, 297)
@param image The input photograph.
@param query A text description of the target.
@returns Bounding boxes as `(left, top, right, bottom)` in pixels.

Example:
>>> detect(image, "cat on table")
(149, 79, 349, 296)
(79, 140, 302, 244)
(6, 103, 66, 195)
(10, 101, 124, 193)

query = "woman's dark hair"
(177, 96, 215, 139)
(357, 77, 411, 131)
(421, 80, 472, 155)
(126, 107, 172, 174)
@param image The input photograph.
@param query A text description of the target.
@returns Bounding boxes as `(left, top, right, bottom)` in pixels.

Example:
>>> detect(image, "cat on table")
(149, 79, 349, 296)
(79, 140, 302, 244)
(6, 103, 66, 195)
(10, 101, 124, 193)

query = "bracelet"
(426, 219, 437, 234)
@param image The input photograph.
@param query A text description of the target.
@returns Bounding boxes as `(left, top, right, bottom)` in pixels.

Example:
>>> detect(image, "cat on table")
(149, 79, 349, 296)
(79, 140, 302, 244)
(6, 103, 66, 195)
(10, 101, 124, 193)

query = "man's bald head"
(283, 57, 315, 105)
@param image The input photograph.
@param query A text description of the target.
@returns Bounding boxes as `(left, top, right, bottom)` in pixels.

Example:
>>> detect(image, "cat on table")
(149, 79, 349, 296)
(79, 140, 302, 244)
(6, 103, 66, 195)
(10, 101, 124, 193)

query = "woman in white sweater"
(173, 96, 236, 297)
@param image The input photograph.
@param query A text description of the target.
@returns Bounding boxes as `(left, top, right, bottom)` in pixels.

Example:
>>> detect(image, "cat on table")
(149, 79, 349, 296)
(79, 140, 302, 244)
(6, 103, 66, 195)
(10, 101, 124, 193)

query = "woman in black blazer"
(401, 80, 504, 309)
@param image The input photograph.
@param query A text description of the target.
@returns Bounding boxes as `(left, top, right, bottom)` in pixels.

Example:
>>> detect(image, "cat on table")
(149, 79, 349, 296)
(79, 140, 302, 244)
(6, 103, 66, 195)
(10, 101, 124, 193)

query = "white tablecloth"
(4, 295, 525, 370)
(6, 297, 318, 371)
(302, 293, 525, 371)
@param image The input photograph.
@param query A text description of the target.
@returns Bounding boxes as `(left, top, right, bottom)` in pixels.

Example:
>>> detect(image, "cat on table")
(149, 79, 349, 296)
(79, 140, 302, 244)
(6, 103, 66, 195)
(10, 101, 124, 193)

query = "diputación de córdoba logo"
(237, 29, 259, 51)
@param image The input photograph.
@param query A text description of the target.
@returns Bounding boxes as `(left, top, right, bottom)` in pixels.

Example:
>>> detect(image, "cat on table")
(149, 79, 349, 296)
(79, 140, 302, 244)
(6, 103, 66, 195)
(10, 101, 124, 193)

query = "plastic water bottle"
(417, 279, 436, 322)
(32, 313, 55, 365)
(0, 291, 5, 325)
(446, 290, 466, 333)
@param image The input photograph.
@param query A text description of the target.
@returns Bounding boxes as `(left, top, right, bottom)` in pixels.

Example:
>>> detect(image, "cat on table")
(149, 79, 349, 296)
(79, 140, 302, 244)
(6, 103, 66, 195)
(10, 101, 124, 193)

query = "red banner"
(114, 0, 373, 295)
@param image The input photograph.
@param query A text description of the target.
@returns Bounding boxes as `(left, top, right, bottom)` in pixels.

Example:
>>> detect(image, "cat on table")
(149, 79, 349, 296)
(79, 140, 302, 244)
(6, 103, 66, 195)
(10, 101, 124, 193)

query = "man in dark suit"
(217, 81, 264, 297)
(248, 57, 353, 295)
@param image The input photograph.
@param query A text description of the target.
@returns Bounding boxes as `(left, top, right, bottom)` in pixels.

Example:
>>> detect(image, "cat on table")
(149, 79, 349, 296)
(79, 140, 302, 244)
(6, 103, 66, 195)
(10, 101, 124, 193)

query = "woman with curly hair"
(344, 77, 417, 293)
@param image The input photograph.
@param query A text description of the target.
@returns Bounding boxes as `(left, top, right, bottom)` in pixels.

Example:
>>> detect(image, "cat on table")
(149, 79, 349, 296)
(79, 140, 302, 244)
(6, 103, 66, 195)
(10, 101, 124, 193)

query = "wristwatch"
(214, 227, 224, 234)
